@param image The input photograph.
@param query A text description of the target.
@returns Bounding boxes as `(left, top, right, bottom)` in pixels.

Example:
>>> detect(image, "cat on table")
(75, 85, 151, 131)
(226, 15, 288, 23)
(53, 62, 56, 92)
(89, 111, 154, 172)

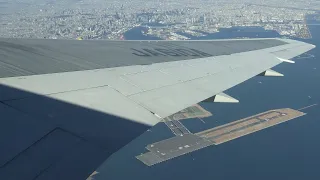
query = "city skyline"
(0, 0, 319, 40)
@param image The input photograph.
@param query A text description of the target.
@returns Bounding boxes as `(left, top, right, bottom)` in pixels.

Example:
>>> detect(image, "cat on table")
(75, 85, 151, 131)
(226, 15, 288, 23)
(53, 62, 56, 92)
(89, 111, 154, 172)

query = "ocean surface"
(96, 15, 320, 180)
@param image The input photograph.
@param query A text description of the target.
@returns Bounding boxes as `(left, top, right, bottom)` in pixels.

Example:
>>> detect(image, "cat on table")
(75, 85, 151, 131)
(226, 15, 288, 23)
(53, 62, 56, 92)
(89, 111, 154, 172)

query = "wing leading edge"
(0, 38, 315, 179)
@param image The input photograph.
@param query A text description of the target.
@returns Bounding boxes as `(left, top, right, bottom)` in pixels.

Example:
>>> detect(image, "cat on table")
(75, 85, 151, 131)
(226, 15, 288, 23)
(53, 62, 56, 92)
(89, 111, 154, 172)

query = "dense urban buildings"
(0, 0, 319, 40)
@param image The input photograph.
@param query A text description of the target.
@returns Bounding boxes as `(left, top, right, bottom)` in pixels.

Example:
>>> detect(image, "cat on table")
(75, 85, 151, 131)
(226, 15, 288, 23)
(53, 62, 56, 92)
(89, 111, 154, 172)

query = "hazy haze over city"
(0, 0, 319, 39)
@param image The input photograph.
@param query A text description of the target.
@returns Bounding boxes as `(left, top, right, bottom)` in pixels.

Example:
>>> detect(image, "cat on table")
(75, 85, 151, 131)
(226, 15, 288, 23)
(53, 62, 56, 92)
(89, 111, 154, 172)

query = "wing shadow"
(0, 84, 150, 180)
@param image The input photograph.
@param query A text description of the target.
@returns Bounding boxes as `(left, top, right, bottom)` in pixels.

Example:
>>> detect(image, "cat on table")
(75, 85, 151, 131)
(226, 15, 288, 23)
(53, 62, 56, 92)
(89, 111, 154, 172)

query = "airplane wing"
(0, 38, 315, 179)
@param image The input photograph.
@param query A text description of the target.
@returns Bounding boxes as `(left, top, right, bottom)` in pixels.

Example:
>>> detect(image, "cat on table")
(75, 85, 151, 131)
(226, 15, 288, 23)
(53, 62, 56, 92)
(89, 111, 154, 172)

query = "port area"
(136, 108, 306, 166)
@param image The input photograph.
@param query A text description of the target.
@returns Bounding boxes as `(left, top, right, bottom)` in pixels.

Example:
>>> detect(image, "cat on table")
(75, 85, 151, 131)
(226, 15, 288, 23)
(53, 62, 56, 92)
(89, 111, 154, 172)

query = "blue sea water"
(97, 16, 320, 180)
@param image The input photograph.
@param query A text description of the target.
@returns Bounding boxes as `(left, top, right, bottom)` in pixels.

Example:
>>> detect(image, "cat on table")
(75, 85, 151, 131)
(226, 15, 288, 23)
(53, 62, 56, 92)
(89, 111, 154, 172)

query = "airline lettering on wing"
(131, 48, 212, 57)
